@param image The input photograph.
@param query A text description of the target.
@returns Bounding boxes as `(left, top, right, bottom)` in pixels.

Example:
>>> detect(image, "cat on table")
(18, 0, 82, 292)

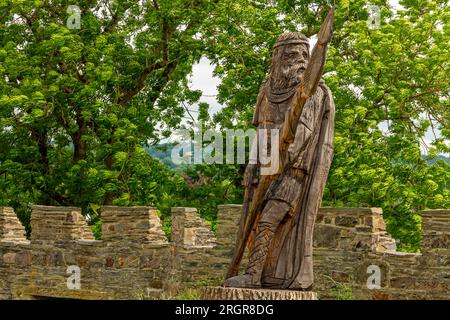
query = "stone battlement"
(0, 205, 449, 300)
(312, 207, 450, 299)
(31, 206, 95, 242)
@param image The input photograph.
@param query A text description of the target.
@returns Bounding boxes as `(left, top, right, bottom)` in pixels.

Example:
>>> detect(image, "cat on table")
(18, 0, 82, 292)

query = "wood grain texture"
(202, 286, 317, 300)
(224, 9, 336, 290)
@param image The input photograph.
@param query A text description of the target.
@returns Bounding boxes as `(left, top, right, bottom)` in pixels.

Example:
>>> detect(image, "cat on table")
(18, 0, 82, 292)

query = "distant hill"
(145, 142, 213, 170)
(145, 144, 450, 168)
(424, 155, 450, 164)
(145, 143, 177, 168)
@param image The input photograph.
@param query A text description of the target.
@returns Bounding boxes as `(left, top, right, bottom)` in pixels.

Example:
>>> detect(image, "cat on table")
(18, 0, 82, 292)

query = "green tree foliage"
(324, 0, 450, 251)
(0, 0, 448, 251)
(201, 0, 450, 251)
(0, 0, 215, 233)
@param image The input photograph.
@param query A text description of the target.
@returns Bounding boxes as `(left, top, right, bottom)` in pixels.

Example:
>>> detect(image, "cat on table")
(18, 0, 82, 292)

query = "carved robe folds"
(252, 80, 335, 290)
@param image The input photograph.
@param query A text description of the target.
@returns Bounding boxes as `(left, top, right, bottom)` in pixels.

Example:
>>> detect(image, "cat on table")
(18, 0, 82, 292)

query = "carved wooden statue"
(224, 9, 335, 290)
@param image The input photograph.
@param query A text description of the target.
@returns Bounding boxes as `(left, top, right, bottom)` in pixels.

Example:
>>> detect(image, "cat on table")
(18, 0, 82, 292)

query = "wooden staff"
(225, 8, 335, 280)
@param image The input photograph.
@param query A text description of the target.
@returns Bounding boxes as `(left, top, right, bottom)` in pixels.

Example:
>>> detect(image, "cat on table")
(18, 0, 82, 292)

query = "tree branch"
(103, 2, 131, 33)
(116, 0, 208, 106)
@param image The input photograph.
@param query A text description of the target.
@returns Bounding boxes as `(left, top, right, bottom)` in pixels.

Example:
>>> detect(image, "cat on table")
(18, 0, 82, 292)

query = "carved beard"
(270, 60, 307, 90)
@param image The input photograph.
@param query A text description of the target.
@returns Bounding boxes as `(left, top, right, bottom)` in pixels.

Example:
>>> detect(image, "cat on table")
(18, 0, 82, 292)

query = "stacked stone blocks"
(0, 205, 449, 300)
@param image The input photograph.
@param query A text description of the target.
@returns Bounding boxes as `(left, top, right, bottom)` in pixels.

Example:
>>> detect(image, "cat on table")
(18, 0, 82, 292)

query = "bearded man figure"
(223, 25, 336, 290)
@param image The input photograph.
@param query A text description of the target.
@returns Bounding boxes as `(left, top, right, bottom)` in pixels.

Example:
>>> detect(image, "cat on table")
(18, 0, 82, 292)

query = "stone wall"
(312, 208, 449, 299)
(0, 205, 448, 300)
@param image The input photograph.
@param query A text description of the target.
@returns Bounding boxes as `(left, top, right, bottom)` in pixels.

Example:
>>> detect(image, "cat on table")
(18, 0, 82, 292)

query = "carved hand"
(242, 163, 259, 187)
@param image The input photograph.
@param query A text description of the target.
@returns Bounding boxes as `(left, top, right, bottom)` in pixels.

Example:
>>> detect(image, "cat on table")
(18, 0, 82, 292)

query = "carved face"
(282, 44, 309, 73)
(270, 43, 309, 89)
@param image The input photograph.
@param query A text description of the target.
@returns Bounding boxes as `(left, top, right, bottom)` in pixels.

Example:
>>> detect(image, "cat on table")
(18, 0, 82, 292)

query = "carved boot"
(223, 225, 274, 288)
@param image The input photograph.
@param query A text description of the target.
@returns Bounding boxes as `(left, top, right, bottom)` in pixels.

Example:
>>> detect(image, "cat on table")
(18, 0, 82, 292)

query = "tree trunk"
(73, 136, 86, 163)
(103, 129, 115, 205)
(72, 113, 87, 163)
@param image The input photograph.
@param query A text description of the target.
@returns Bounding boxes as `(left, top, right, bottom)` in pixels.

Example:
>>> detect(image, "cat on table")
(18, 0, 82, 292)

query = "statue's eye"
(302, 51, 308, 59)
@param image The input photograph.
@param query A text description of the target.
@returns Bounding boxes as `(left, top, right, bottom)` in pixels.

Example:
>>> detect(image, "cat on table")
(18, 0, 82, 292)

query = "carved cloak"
(260, 82, 335, 290)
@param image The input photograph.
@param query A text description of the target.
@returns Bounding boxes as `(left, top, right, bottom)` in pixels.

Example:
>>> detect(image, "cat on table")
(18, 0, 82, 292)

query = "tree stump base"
(201, 286, 317, 300)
